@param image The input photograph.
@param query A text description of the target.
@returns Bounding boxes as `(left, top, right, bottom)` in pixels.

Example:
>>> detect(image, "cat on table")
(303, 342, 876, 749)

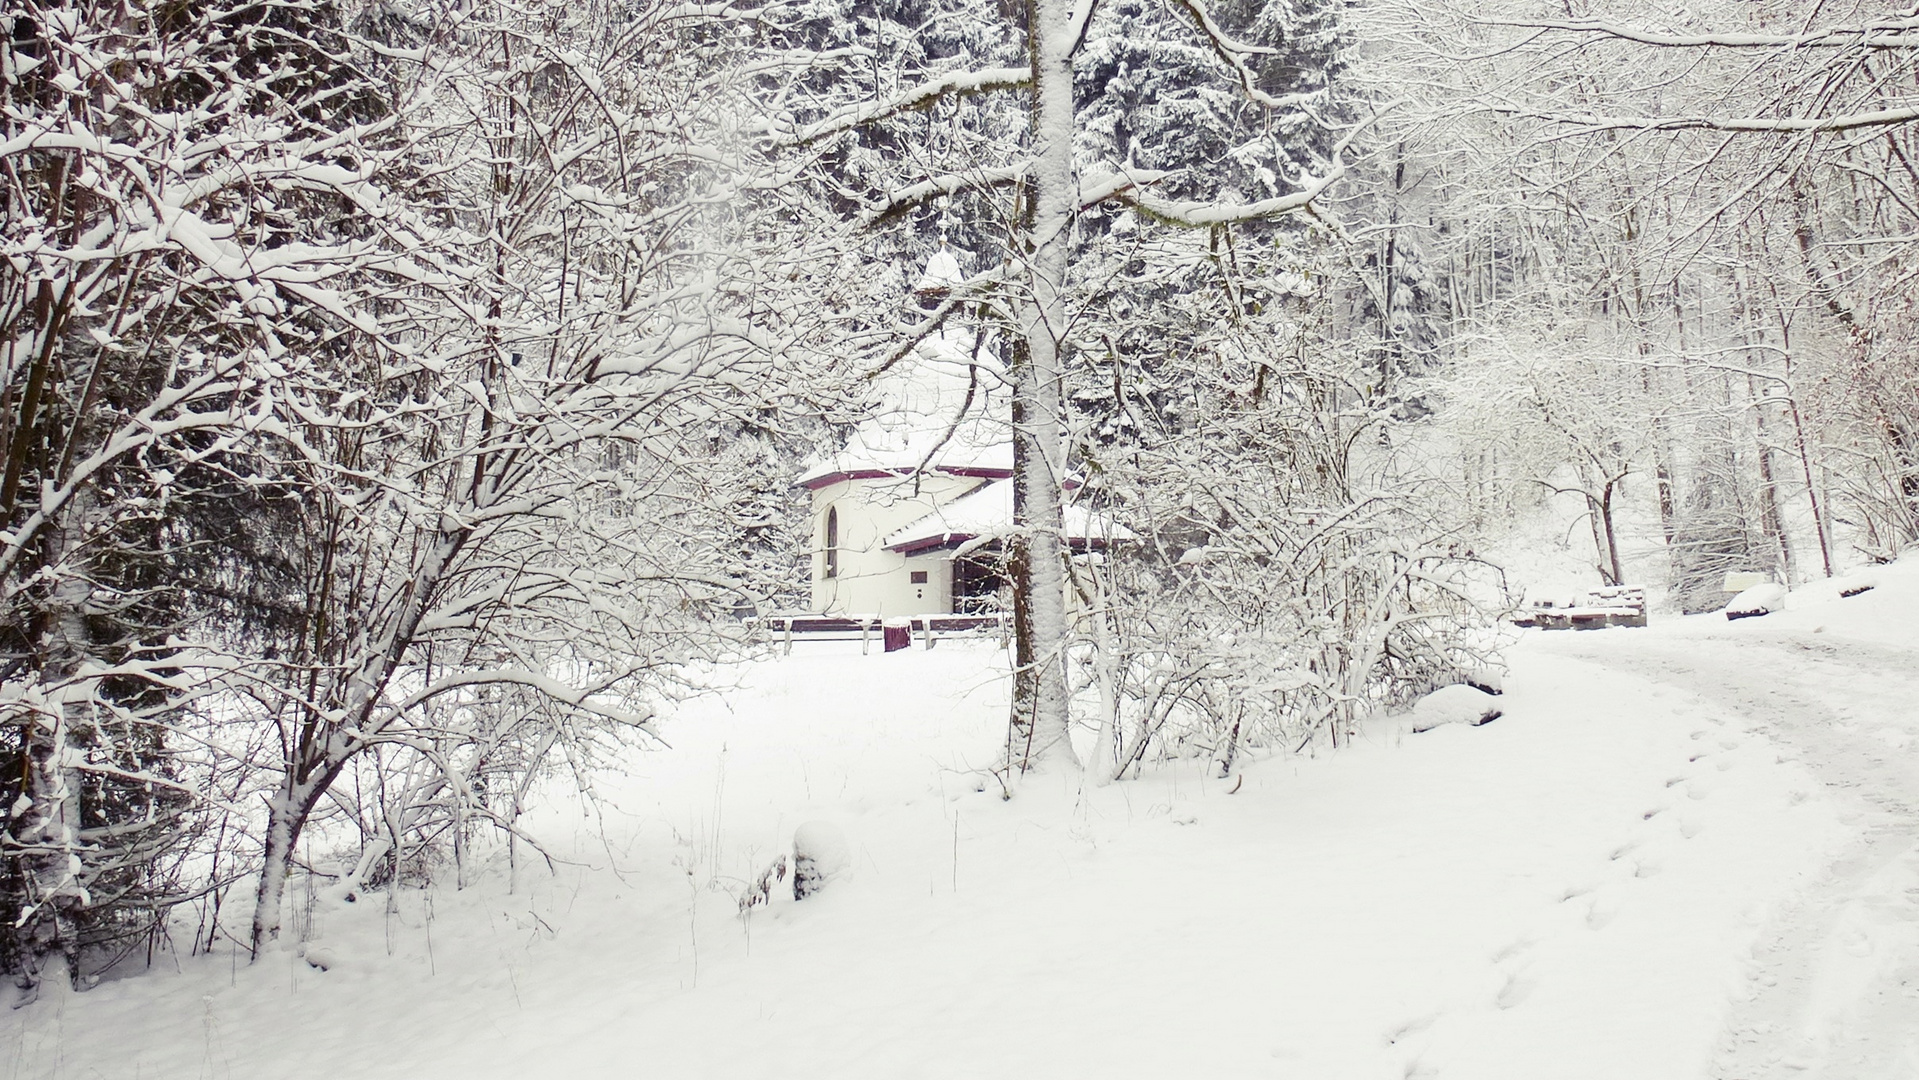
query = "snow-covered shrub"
(1725, 583, 1786, 620)
(1069, 243, 1507, 780)
(792, 822, 850, 900)
(1408, 685, 1502, 733)
(1837, 571, 1877, 599)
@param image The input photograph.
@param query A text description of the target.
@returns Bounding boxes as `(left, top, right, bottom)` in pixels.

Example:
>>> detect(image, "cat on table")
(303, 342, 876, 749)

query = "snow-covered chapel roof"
(883, 478, 1134, 554)
(797, 249, 1011, 490)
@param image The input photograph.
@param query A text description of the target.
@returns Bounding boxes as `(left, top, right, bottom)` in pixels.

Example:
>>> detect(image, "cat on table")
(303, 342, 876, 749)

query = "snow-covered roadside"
(1539, 557, 1919, 1079)
(2, 627, 1860, 1079)
(1379, 650, 1850, 1080)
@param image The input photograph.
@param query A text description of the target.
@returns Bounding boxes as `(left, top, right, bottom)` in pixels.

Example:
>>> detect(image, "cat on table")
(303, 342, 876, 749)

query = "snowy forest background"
(2, 0, 1916, 1001)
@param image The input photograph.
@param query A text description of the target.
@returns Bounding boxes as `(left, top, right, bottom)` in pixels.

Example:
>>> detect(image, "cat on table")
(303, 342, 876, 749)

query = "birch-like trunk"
(1006, 0, 1078, 772)
(15, 489, 98, 994)
(17, 714, 85, 995)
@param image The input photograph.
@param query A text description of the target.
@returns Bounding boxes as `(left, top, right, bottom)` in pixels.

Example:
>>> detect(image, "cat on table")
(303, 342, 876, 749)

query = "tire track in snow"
(1543, 632, 1919, 1080)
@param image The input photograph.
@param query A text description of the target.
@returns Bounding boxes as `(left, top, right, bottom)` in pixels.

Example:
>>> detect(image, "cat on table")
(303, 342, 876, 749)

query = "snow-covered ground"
(1542, 558, 1919, 1079)
(7, 565, 1919, 1079)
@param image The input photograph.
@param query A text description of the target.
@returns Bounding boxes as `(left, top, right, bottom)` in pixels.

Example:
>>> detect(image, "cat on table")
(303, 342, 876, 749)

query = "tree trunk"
(249, 780, 307, 953)
(248, 521, 467, 953)
(16, 712, 84, 996)
(1748, 374, 1794, 582)
(1781, 347, 1834, 577)
(1006, 391, 1039, 764)
(250, 754, 348, 954)
(1005, 0, 1078, 772)
(1638, 370, 1679, 598)
(15, 489, 99, 996)
(1590, 477, 1624, 586)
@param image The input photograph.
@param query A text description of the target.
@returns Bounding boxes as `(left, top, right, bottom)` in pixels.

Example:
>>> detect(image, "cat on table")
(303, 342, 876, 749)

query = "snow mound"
(1726, 582, 1786, 620)
(1462, 666, 1505, 695)
(1836, 570, 1877, 598)
(1409, 684, 1503, 733)
(794, 820, 851, 898)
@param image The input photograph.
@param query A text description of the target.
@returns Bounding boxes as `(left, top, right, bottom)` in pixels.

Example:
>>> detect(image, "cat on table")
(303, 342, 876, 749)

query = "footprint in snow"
(1490, 937, 1533, 965)
(1840, 928, 1875, 957)
(1382, 1012, 1437, 1047)
(1496, 969, 1538, 1009)
(1587, 891, 1623, 930)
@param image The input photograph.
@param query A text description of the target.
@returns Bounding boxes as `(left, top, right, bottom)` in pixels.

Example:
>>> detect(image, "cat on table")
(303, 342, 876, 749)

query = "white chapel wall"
(809, 473, 978, 616)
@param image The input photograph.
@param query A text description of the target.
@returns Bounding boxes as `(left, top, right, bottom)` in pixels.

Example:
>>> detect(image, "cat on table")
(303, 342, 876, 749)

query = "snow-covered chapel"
(798, 251, 1119, 618)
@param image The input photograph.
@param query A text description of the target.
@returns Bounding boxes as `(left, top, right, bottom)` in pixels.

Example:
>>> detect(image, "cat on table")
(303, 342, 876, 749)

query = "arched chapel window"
(824, 506, 839, 579)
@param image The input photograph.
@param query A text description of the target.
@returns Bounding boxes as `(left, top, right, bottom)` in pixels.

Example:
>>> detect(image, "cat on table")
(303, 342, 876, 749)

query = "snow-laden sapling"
(738, 855, 789, 914)
(792, 822, 850, 900)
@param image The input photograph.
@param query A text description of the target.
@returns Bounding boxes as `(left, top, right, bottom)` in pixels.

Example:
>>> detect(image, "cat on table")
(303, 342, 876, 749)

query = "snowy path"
(1540, 620, 1919, 1079)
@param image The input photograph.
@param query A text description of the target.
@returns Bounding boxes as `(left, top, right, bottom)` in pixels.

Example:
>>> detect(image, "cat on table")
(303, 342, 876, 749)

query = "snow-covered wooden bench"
(1512, 586, 1647, 630)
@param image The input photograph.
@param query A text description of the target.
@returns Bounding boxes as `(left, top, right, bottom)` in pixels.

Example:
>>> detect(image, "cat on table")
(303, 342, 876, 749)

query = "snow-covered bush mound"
(1462, 666, 1505, 695)
(1726, 582, 1786, 620)
(1409, 684, 1504, 733)
(1837, 571, 1878, 598)
(793, 821, 851, 899)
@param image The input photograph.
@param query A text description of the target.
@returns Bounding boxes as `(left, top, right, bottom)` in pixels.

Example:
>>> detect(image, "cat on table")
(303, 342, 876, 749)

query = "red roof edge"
(798, 465, 1014, 491)
(798, 468, 906, 491)
(886, 532, 1116, 555)
(888, 532, 978, 555)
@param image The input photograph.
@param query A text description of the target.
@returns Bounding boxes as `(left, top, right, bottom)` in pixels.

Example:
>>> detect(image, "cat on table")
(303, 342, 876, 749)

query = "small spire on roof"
(913, 242, 965, 295)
